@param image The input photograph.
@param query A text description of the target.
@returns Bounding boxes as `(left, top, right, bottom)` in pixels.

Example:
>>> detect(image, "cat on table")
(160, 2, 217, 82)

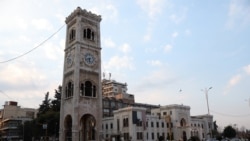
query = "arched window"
(65, 81, 74, 98)
(69, 29, 76, 41)
(180, 118, 186, 127)
(83, 28, 95, 41)
(85, 81, 92, 96)
(80, 81, 97, 97)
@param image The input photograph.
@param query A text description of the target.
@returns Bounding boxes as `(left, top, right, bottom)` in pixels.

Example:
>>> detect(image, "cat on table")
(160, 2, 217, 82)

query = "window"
(80, 81, 97, 97)
(65, 81, 74, 98)
(111, 101, 115, 108)
(124, 133, 129, 141)
(83, 28, 95, 40)
(123, 118, 129, 127)
(156, 122, 159, 128)
(180, 118, 186, 127)
(137, 132, 143, 140)
(110, 123, 113, 129)
(137, 120, 142, 127)
(151, 122, 154, 127)
(170, 111, 172, 115)
(117, 119, 120, 131)
(106, 124, 108, 129)
(163, 112, 167, 115)
(161, 122, 164, 128)
(152, 133, 154, 140)
(69, 29, 76, 41)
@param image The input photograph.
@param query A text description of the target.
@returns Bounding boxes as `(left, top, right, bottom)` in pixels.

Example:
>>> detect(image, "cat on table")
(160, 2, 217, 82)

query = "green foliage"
(37, 92, 51, 116)
(22, 85, 61, 140)
(51, 86, 62, 112)
(223, 125, 236, 139)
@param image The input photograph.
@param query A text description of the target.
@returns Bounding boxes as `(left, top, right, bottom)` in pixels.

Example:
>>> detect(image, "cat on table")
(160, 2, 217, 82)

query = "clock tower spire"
(59, 7, 102, 141)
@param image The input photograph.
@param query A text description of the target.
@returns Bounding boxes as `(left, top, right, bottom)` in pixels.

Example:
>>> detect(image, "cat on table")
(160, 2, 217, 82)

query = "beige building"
(0, 101, 37, 141)
(59, 7, 103, 141)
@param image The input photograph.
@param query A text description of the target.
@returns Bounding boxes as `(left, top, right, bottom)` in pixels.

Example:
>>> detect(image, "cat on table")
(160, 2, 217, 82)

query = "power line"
(210, 109, 250, 117)
(0, 24, 65, 63)
(0, 90, 13, 100)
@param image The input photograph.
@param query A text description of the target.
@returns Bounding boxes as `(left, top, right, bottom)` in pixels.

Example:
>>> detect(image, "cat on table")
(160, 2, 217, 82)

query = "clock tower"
(59, 7, 102, 141)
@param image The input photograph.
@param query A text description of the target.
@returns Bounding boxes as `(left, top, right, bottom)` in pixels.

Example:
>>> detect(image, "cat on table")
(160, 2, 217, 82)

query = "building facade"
(59, 7, 102, 141)
(102, 104, 213, 141)
(0, 101, 37, 141)
(101, 79, 213, 141)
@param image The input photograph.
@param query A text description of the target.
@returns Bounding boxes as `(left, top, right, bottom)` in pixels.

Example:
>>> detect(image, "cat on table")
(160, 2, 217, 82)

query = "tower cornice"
(65, 7, 102, 24)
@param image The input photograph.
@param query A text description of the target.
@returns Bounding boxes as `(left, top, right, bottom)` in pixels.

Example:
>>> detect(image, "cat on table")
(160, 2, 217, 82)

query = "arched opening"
(65, 81, 74, 98)
(180, 118, 186, 127)
(183, 131, 187, 141)
(80, 81, 97, 97)
(69, 29, 76, 41)
(80, 114, 96, 141)
(64, 115, 72, 141)
(83, 28, 95, 40)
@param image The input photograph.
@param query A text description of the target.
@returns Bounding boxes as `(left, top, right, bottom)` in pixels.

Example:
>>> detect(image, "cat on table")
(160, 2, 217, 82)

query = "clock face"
(84, 53, 95, 65)
(66, 55, 73, 67)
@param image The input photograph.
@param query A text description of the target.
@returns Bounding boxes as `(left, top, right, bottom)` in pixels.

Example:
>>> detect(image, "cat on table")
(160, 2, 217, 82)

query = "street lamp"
(201, 87, 212, 115)
(202, 87, 213, 139)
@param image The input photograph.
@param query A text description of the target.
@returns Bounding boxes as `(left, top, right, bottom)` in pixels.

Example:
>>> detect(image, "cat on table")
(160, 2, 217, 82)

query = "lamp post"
(201, 87, 212, 115)
(202, 87, 213, 139)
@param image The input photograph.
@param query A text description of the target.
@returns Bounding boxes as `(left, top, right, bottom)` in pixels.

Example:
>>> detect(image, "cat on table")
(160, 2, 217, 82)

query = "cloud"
(172, 31, 179, 38)
(119, 43, 131, 54)
(105, 4, 119, 21)
(169, 7, 188, 24)
(0, 63, 47, 90)
(224, 64, 250, 94)
(229, 74, 242, 86)
(133, 67, 177, 96)
(136, 0, 164, 19)
(226, 0, 250, 29)
(103, 38, 116, 48)
(91, 3, 119, 23)
(143, 33, 151, 42)
(243, 64, 250, 75)
(185, 29, 192, 36)
(104, 55, 134, 71)
(164, 44, 173, 53)
(42, 42, 64, 61)
(31, 18, 53, 30)
(147, 60, 162, 67)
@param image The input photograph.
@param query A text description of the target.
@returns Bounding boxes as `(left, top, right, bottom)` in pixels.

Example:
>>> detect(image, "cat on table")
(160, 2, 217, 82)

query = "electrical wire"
(0, 90, 13, 100)
(0, 24, 66, 63)
(210, 109, 250, 117)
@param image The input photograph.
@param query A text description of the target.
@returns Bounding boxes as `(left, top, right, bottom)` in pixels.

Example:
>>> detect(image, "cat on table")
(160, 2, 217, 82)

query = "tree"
(38, 92, 51, 117)
(223, 125, 236, 139)
(51, 86, 61, 112)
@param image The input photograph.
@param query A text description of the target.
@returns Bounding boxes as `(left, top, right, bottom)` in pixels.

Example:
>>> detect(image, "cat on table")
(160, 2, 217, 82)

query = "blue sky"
(0, 0, 250, 130)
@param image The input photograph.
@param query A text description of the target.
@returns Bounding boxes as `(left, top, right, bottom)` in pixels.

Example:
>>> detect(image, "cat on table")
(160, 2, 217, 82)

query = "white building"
(102, 105, 213, 141)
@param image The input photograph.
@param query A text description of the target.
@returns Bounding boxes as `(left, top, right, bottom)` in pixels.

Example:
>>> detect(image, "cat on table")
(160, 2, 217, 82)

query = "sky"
(0, 0, 250, 130)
